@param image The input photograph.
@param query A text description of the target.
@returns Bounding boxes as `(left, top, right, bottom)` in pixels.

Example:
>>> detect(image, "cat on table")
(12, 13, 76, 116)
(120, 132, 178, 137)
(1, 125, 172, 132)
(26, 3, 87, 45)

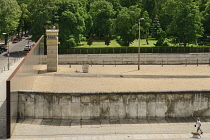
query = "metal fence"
(58, 47, 210, 54)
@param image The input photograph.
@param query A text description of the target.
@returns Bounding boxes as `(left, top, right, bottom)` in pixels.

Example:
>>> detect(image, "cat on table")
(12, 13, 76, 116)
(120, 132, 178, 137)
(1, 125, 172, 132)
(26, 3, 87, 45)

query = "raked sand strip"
(32, 65, 210, 92)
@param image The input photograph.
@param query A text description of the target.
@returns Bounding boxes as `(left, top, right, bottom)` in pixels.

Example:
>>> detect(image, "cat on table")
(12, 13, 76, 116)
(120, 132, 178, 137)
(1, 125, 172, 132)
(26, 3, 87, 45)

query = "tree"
(17, 3, 30, 38)
(104, 35, 111, 46)
(89, 0, 115, 38)
(159, 0, 178, 31)
(202, 2, 210, 35)
(150, 15, 162, 39)
(141, 11, 152, 44)
(57, 0, 86, 48)
(28, 0, 57, 41)
(167, 0, 204, 47)
(142, 0, 157, 18)
(155, 30, 168, 46)
(119, 0, 142, 8)
(0, 0, 21, 35)
(87, 36, 93, 46)
(106, 0, 122, 15)
(114, 6, 141, 46)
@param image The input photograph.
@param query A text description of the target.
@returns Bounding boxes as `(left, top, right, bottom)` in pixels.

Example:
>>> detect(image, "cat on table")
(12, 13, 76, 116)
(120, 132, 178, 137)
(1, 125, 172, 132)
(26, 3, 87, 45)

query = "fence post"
(197, 59, 198, 66)
(209, 58, 210, 66)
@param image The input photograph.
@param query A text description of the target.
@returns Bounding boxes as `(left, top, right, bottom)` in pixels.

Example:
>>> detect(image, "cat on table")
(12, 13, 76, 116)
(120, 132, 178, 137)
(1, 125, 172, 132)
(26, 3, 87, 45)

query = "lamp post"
(138, 18, 144, 70)
(2, 33, 9, 70)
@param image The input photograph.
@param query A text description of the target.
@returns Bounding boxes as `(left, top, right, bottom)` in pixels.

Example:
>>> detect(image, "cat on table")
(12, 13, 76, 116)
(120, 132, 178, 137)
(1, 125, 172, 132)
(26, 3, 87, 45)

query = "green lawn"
(130, 39, 156, 47)
(75, 38, 157, 48)
(76, 40, 121, 48)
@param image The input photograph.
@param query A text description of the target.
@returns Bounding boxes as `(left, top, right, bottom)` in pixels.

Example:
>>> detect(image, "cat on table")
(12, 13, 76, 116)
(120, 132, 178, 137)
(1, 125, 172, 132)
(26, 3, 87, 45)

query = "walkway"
(0, 58, 23, 138)
(11, 117, 210, 139)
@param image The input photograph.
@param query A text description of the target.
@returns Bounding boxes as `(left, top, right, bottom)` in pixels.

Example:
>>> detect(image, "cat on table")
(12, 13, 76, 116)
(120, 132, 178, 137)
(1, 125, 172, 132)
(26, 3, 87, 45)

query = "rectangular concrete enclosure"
(5, 34, 210, 138)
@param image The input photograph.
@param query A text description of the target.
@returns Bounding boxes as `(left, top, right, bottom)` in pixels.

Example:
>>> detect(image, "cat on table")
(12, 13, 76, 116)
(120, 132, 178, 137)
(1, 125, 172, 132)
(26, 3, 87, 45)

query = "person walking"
(195, 118, 203, 134)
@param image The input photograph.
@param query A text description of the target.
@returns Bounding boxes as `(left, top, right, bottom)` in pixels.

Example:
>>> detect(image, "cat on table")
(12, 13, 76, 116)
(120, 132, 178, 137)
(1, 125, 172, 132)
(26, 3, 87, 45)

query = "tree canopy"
(1, 0, 209, 47)
(0, 0, 21, 34)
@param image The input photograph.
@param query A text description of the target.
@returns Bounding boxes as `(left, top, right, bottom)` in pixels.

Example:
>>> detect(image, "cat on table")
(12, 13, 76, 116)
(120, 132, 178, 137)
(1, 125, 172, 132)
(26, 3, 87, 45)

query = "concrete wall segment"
(17, 90, 210, 119)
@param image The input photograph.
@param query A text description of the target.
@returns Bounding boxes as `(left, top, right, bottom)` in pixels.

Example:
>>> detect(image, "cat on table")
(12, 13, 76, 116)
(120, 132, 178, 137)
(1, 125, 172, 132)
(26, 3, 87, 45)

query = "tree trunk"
(146, 32, 149, 45)
(182, 33, 186, 48)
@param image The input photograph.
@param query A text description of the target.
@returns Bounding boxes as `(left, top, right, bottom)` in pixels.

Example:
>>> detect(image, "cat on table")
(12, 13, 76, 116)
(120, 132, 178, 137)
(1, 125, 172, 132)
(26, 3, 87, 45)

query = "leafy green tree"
(28, 0, 57, 41)
(196, 0, 209, 11)
(16, 0, 31, 4)
(167, 0, 204, 47)
(150, 15, 162, 38)
(114, 6, 141, 46)
(17, 3, 30, 38)
(0, 0, 21, 35)
(142, 0, 156, 18)
(106, 0, 122, 15)
(57, 0, 86, 48)
(141, 11, 152, 44)
(202, 2, 210, 35)
(104, 35, 111, 46)
(87, 36, 93, 46)
(119, 0, 142, 8)
(89, 0, 115, 38)
(155, 30, 168, 46)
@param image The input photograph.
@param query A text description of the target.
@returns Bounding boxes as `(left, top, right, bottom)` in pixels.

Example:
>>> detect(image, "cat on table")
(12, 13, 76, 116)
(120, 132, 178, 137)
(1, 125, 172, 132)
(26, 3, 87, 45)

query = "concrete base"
(47, 45, 58, 72)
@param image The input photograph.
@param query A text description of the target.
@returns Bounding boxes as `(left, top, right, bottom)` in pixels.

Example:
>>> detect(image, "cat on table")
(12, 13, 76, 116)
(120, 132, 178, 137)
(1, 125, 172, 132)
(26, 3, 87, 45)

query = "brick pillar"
(46, 29, 59, 72)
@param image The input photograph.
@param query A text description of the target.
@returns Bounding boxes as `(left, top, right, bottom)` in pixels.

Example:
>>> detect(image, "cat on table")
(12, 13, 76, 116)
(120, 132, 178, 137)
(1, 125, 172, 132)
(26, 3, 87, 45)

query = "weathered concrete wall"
(18, 90, 210, 119)
(42, 53, 210, 65)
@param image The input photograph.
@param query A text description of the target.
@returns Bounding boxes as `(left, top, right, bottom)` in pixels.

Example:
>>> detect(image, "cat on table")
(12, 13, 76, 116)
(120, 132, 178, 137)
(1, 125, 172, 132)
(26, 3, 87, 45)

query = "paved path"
(0, 58, 23, 138)
(11, 118, 210, 139)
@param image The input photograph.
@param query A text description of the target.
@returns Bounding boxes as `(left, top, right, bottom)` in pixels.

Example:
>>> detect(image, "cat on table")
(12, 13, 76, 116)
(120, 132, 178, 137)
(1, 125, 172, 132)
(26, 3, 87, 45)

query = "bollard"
(91, 60, 92, 67)
(103, 60, 104, 67)
(197, 59, 198, 66)
(115, 60, 116, 67)
(209, 58, 210, 66)
(162, 59, 163, 67)
(186, 59, 187, 66)
(69, 64, 71, 68)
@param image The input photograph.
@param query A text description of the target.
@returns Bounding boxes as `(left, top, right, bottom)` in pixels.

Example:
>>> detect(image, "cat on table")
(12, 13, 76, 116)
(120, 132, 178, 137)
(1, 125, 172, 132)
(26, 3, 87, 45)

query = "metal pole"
(2, 33, 9, 70)
(138, 19, 140, 70)
(138, 18, 144, 70)
(8, 34, 9, 70)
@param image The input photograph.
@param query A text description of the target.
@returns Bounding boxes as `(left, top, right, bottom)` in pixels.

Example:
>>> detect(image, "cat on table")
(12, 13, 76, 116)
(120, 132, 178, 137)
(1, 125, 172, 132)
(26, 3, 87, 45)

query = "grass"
(76, 40, 121, 48)
(75, 38, 210, 48)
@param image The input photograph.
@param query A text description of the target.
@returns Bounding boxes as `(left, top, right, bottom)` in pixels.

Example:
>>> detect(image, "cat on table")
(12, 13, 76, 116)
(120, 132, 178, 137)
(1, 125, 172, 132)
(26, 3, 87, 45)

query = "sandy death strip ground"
(32, 65, 210, 92)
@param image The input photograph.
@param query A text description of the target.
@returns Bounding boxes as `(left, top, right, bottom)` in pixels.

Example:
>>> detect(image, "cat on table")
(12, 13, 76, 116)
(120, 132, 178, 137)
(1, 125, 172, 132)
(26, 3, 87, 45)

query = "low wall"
(42, 53, 210, 65)
(18, 90, 210, 119)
